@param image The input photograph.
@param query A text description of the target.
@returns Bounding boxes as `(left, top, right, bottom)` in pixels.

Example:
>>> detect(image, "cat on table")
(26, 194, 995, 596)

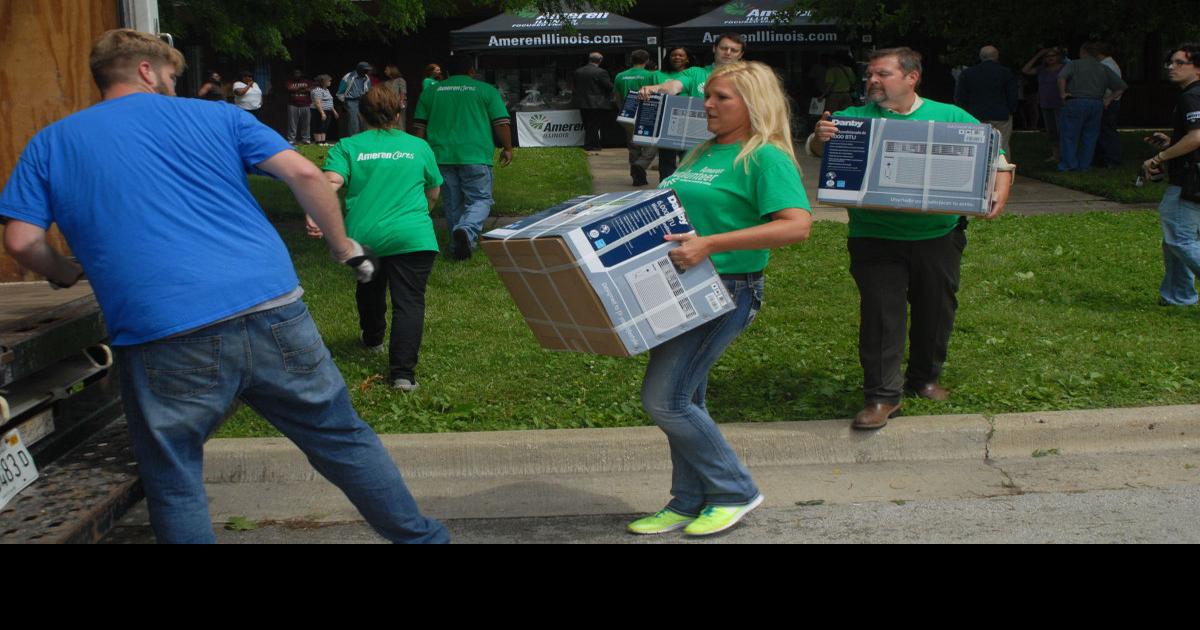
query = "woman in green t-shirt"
(307, 87, 444, 392)
(628, 62, 814, 537)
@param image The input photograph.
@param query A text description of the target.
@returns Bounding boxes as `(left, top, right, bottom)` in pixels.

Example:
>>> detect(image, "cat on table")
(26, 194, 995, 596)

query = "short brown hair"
(360, 86, 404, 130)
(869, 47, 923, 84)
(90, 29, 186, 90)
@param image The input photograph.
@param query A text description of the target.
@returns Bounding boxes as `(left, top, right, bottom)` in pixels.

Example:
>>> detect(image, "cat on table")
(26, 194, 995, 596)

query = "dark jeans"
(658, 148, 681, 182)
(581, 108, 608, 150)
(355, 251, 438, 381)
(1094, 100, 1122, 167)
(849, 227, 966, 404)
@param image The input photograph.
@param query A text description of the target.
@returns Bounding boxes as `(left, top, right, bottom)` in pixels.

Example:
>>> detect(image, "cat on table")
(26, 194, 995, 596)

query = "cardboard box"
(817, 117, 1002, 216)
(631, 94, 713, 152)
(482, 190, 735, 357)
(616, 90, 640, 127)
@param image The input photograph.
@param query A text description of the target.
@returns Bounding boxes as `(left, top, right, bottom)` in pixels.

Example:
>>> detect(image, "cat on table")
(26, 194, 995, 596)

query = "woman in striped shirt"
(310, 74, 339, 146)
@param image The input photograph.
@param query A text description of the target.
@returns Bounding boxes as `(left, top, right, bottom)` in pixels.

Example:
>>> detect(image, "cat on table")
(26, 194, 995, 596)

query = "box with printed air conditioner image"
(817, 117, 1002, 216)
(481, 190, 735, 357)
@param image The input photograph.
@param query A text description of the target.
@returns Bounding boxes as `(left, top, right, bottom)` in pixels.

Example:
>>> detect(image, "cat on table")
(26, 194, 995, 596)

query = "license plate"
(0, 429, 39, 511)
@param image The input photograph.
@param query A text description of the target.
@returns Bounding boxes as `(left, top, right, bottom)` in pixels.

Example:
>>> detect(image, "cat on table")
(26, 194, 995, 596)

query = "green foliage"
(791, 0, 1200, 65)
(225, 516, 260, 531)
(163, 0, 636, 61)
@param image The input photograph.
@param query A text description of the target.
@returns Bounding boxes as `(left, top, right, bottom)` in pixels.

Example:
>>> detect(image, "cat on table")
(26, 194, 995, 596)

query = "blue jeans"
(640, 274, 764, 516)
(440, 164, 495, 249)
(1159, 186, 1200, 305)
(1058, 98, 1102, 172)
(116, 300, 449, 544)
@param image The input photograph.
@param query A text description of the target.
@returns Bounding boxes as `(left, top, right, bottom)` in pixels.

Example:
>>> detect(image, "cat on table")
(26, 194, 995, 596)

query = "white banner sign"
(516, 110, 586, 148)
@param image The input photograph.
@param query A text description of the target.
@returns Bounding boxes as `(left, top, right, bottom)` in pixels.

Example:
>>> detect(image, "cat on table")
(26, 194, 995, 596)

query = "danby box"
(818, 117, 1002, 216)
(481, 190, 735, 356)
(631, 94, 713, 152)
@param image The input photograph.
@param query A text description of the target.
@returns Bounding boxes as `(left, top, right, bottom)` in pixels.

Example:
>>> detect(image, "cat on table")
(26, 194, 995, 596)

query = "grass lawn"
(216, 210, 1200, 438)
(1010, 129, 1170, 204)
(247, 145, 592, 219)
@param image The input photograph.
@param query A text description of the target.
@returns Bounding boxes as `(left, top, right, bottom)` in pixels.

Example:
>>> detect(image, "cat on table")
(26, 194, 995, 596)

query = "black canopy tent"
(449, 10, 662, 148)
(663, 0, 848, 50)
(450, 10, 660, 54)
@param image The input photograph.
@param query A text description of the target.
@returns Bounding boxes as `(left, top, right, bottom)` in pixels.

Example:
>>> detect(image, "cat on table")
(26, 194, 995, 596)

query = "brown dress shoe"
(907, 382, 950, 402)
(852, 403, 901, 431)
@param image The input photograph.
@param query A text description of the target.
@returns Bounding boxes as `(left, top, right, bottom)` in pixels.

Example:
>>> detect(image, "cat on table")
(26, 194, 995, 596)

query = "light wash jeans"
(640, 274, 764, 516)
(1159, 185, 1200, 305)
(117, 299, 448, 544)
(440, 164, 495, 248)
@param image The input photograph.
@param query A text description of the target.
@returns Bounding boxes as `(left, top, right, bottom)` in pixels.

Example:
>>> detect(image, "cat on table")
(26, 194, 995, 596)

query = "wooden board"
(0, 0, 119, 282)
(0, 282, 94, 329)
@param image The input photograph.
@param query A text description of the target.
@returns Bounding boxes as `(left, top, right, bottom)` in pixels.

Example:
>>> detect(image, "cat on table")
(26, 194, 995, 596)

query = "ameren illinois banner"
(516, 110, 586, 148)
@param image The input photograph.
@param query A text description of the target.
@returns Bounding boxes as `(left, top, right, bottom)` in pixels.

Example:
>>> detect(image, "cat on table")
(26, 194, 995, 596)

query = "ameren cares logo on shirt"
(667, 166, 726, 187)
(357, 151, 417, 162)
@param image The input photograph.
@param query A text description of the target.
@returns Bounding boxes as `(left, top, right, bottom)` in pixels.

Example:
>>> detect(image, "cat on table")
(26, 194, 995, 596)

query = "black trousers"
(581, 108, 608, 150)
(355, 250, 438, 381)
(848, 227, 966, 404)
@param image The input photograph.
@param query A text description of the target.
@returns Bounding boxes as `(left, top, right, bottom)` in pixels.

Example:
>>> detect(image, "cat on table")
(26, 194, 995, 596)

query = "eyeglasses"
(1164, 59, 1195, 69)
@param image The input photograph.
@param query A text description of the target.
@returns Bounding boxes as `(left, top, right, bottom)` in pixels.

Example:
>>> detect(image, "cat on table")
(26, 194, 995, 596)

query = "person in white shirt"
(233, 70, 263, 119)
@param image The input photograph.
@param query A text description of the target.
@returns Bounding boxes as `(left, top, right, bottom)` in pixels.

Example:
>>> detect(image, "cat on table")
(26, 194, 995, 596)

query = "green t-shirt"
(835, 98, 983, 241)
(322, 129, 443, 257)
(422, 77, 439, 91)
(660, 142, 812, 274)
(413, 74, 510, 165)
(684, 65, 714, 96)
(651, 69, 703, 98)
(614, 67, 654, 100)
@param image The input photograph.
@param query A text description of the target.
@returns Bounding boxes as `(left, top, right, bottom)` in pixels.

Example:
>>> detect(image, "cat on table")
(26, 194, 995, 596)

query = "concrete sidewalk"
(195, 405, 1200, 524)
(586, 148, 1151, 221)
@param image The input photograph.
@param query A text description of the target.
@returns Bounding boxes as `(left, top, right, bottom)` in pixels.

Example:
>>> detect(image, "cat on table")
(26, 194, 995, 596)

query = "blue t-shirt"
(0, 93, 298, 346)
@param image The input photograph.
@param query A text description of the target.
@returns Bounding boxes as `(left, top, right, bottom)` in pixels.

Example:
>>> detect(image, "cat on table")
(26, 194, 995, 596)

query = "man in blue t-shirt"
(0, 29, 448, 544)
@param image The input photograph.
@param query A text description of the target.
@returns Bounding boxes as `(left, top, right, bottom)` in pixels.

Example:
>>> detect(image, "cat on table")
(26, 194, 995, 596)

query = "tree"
(791, 0, 1200, 65)
(162, 0, 637, 61)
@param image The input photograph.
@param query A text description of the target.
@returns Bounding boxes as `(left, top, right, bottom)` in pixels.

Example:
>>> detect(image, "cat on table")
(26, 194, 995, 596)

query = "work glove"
(340, 239, 379, 284)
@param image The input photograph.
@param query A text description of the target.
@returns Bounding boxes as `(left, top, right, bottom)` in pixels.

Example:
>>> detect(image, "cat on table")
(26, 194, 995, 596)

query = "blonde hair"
(90, 29, 186, 91)
(680, 61, 799, 175)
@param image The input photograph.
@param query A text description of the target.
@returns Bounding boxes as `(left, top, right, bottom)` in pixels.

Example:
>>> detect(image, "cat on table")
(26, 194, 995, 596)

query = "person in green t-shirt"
(422, 63, 443, 92)
(638, 35, 748, 183)
(412, 56, 513, 261)
(614, 49, 657, 186)
(809, 47, 1015, 431)
(822, 54, 859, 113)
(627, 61, 812, 538)
(308, 87, 444, 392)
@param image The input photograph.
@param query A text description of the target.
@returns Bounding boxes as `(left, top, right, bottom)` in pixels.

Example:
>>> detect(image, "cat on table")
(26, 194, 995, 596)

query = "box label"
(617, 91, 640, 125)
(582, 197, 691, 268)
(821, 117, 871, 193)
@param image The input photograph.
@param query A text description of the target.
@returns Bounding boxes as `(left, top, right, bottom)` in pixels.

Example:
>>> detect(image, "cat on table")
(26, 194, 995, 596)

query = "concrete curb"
(204, 405, 1200, 484)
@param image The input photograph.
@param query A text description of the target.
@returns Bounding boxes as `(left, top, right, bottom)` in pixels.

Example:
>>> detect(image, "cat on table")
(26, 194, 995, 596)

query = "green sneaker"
(683, 495, 764, 537)
(627, 509, 696, 535)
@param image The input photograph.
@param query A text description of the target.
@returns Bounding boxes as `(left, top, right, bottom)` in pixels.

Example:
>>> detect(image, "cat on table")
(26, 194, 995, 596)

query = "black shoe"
(452, 228, 473, 261)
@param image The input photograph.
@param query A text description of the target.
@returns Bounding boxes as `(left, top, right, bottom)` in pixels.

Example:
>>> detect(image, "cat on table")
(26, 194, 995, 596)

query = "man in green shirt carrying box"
(615, 49, 656, 186)
(412, 55, 513, 260)
(809, 47, 1016, 431)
